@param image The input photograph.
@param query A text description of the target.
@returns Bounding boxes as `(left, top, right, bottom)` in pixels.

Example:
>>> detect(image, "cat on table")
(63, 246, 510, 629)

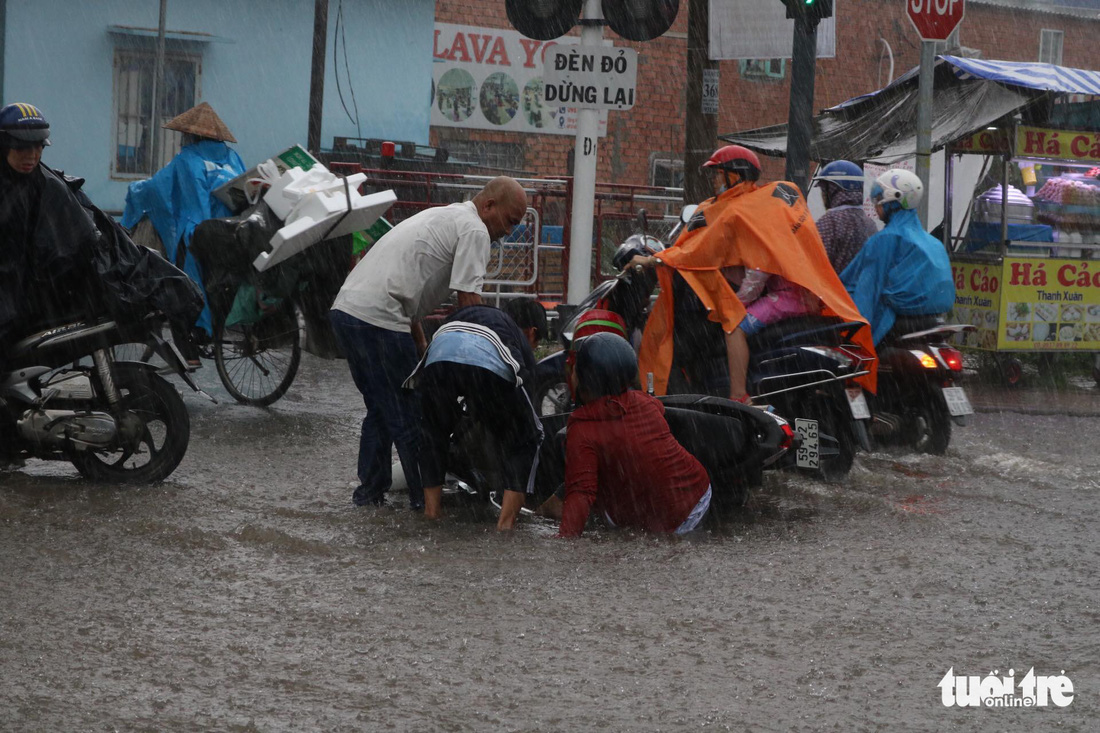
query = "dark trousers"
(329, 310, 423, 508)
(416, 362, 541, 494)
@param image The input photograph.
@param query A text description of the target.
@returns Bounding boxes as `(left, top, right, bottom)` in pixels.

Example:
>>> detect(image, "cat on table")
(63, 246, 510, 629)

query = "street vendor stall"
(721, 56, 1100, 387)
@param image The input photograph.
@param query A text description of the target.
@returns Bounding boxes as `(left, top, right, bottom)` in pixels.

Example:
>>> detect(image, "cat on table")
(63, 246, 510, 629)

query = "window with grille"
(438, 139, 526, 172)
(1039, 29, 1063, 65)
(650, 157, 684, 188)
(739, 59, 785, 82)
(112, 49, 200, 178)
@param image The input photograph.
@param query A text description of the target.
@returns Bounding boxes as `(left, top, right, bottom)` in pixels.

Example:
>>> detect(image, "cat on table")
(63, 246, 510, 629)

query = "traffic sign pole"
(906, 0, 966, 229)
(916, 39, 935, 228)
(567, 0, 604, 305)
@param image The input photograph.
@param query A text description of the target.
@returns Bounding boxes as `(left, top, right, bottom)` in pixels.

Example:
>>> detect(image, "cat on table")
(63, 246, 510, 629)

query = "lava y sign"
(907, 0, 965, 41)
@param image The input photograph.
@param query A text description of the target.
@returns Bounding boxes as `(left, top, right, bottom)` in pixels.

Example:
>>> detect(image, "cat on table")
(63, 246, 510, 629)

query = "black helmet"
(573, 331, 638, 399)
(0, 103, 51, 148)
(612, 233, 665, 271)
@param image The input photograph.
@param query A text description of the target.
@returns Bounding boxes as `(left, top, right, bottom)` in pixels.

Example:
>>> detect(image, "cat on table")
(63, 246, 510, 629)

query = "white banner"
(708, 0, 836, 61)
(431, 23, 608, 137)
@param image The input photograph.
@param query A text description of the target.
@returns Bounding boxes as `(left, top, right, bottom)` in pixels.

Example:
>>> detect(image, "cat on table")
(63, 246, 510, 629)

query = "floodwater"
(2, 354, 1097, 731)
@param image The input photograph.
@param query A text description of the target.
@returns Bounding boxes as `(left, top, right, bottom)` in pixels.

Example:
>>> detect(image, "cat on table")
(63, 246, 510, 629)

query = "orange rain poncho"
(638, 181, 877, 395)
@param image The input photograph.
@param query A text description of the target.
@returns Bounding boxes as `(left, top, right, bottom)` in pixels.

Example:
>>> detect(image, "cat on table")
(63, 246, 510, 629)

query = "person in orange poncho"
(627, 145, 876, 401)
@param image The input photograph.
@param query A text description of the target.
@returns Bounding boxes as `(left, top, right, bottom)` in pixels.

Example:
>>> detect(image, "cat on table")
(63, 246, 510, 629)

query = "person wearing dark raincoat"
(121, 102, 245, 356)
(1, 103, 202, 459)
(840, 169, 955, 345)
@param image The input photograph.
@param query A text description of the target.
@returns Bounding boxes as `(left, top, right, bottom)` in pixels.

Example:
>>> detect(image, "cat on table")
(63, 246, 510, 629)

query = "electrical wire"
(333, 0, 362, 140)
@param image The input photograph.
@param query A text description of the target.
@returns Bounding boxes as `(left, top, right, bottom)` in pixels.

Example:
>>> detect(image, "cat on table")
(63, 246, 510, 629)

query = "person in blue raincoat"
(122, 102, 245, 362)
(840, 168, 955, 344)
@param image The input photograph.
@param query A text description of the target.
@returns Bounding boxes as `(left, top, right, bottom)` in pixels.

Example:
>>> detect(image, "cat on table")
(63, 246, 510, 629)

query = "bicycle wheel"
(213, 304, 302, 406)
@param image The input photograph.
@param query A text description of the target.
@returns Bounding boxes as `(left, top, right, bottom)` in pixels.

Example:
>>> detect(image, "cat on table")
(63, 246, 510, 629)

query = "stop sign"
(907, 0, 965, 41)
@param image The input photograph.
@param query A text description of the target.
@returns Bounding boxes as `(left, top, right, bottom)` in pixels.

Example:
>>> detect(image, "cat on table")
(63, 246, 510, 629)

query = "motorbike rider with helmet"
(627, 145, 868, 404)
(840, 169, 955, 345)
(813, 160, 878, 273)
(0, 103, 103, 373)
(0, 102, 57, 459)
(558, 332, 712, 537)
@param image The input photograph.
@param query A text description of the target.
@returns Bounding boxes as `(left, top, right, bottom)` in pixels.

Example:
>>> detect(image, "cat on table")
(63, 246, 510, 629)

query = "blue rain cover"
(122, 140, 245, 334)
(840, 209, 956, 344)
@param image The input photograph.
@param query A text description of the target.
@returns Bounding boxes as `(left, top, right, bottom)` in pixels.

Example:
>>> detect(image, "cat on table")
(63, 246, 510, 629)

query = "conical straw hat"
(162, 102, 237, 143)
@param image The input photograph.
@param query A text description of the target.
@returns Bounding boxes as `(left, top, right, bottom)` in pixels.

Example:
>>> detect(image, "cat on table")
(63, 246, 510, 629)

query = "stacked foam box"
(254, 164, 394, 272)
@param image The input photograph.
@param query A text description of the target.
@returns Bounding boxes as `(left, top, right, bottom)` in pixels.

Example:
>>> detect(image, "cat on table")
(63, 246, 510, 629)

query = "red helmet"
(570, 309, 628, 349)
(703, 145, 761, 182)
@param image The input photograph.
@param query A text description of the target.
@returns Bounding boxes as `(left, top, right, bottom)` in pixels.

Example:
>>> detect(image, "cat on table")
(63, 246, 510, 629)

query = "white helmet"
(871, 169, 923, 210)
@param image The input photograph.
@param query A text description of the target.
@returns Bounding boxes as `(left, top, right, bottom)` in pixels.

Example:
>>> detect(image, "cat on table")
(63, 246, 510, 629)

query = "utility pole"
(565, 0, 604, 305)
(150, 0, 167, 170)
(781, 0, 831, 194)
(308, 0, 329, 154)
(683, 0, 718, 205)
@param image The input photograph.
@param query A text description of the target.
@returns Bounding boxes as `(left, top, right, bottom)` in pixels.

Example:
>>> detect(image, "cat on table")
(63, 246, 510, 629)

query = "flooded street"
(2, 354, 1097, 731)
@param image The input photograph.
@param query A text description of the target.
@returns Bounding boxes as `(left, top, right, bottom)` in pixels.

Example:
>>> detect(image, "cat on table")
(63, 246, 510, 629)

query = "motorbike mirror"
(636, 209, 648, 234)
(679, 204, 698, 224)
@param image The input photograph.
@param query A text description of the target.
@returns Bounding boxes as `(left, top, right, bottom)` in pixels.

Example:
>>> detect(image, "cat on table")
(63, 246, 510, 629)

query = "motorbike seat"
(662, 406, 749, 469)
(745, 315, 853, 352)
(884, 314, 946, 343)
(6, 316, 120, 368)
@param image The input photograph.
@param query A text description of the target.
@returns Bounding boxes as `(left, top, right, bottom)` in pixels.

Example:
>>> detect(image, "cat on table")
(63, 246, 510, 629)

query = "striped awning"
(944, 56, 1100, 96)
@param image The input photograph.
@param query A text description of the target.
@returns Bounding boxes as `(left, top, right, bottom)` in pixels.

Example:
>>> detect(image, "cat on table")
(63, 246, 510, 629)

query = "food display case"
(946, 124, 1100, 385)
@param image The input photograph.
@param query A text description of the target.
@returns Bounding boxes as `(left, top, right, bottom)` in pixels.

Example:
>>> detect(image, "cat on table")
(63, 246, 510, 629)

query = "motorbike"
(443, 391, 794, 516)
(864, 315, 975, 454)
(531, 215, 875, 480)
(1, 311, 208, 483)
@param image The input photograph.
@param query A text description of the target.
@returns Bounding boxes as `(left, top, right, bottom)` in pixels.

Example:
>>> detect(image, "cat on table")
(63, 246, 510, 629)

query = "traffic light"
(505, 0, 679, 42)
(781, 0, 833, 24)
(505, 0, 583, 41)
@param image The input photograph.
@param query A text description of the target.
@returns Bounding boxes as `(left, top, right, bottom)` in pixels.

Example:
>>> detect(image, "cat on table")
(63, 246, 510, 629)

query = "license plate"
(942, 386, 973, 417)
(846, 387, 870, 420)
(795, 418, 819, 469)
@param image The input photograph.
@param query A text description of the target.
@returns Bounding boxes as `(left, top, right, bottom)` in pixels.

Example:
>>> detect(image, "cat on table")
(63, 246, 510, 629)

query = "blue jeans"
(329, 310, 424, 509)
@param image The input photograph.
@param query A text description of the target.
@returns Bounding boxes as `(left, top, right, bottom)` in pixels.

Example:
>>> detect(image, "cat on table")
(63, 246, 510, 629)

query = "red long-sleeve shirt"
(558, 390, 710, 537)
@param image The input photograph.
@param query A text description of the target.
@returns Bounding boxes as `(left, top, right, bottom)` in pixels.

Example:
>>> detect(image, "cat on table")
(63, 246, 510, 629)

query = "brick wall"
(433, 0, 1100, 186)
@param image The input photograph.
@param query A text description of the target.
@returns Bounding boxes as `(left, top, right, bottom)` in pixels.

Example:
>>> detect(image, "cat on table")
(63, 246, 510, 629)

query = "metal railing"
(327, 163, 686, 302)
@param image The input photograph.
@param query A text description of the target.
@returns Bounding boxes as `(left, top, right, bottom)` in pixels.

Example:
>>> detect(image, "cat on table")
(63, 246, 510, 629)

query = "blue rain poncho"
(122, 140, 245, 334)
(840, 208, 955, 344)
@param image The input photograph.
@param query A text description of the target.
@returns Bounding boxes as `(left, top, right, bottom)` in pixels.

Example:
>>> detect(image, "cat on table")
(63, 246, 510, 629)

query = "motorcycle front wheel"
(213, 304, 302, 407)
(69, 364, 190, 483)
(532, 376, 571, 417)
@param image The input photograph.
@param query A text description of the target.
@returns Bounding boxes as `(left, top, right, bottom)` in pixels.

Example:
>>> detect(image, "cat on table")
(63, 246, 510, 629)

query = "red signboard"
(907, 0, 965, 41)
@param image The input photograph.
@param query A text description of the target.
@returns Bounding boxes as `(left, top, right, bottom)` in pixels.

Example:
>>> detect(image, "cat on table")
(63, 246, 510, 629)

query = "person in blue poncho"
(840, 168, 955, 344)
(122, 102, 245, 363)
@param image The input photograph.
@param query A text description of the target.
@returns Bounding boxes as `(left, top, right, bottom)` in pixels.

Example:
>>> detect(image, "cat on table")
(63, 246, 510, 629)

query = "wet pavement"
(1, 354, 1097, 731)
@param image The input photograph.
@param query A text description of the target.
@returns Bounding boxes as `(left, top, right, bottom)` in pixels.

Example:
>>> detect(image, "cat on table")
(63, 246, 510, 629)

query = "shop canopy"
(719, 56, 1100, 165)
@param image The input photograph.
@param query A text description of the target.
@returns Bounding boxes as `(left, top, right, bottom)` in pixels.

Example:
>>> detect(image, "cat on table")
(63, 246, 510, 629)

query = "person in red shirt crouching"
(558, 332, 712, 537)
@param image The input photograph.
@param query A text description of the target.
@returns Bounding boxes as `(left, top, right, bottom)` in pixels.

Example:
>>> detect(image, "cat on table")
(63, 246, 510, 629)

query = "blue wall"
(2, 0, 434, 210)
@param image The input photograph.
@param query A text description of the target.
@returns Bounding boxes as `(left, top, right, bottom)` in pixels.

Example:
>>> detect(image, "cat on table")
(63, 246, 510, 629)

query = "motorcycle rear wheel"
(909, 402, 952, 455)
(213, 304, 302, 407)
(801, 396, 856, 481)
(69, 364, 190, 483)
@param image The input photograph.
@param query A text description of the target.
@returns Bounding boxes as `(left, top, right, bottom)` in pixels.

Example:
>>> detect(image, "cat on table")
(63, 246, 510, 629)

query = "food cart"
(946, 120, 1100, 387)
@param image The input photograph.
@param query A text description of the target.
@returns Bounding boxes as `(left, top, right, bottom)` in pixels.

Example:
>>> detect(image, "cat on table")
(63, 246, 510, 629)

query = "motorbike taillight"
(910, 350, 939, 370)
(936, 346, 964, 372)
(779, 421, 795, 451)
